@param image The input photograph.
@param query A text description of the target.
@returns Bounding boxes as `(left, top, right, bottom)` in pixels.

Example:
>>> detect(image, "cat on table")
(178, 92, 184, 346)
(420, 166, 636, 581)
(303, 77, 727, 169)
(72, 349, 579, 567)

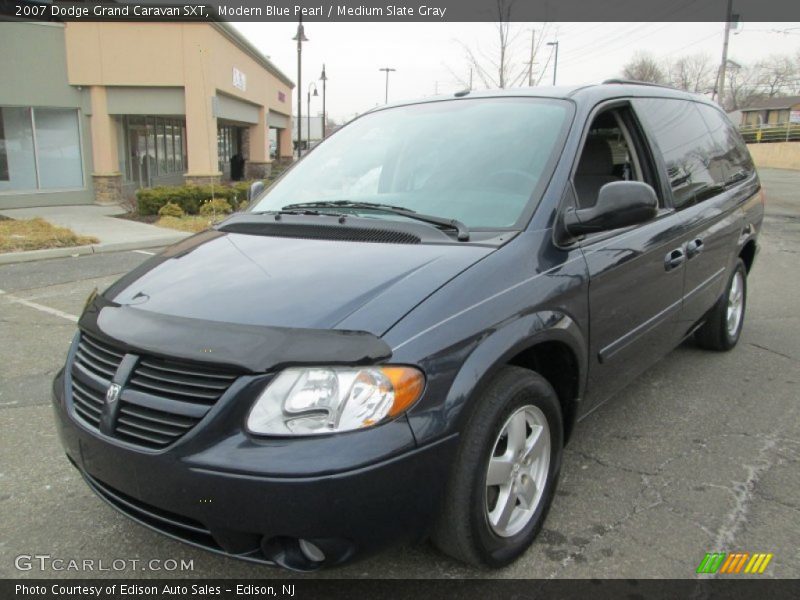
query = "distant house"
(738, 96, 800, 127)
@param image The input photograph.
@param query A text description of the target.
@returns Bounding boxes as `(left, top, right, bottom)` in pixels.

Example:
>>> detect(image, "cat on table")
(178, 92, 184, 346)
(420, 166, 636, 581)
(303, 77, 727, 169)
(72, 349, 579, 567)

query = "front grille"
(70, 332, 240, 450)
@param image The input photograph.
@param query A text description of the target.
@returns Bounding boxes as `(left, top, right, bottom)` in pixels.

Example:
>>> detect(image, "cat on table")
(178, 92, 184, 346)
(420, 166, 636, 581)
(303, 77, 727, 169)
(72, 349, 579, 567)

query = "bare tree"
(450, 0, 551, 89)
(717, 54, 800, 110)
(667, 53, 715, 93)
(753, 54, 800, 97)
(621, 52, 667, 84)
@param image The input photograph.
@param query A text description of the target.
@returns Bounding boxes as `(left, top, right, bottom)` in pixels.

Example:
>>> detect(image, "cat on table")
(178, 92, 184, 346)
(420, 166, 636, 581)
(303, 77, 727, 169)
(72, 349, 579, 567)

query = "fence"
(739, 122, 800, 144)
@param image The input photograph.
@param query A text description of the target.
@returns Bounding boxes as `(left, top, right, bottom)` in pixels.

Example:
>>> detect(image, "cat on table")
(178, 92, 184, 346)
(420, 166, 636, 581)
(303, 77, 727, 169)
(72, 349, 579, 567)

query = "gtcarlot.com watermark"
(15, 554, 194, 572)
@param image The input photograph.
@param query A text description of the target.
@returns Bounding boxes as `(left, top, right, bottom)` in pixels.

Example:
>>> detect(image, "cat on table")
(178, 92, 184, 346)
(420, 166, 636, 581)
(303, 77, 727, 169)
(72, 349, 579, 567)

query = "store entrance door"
(127, 117, 155, 189)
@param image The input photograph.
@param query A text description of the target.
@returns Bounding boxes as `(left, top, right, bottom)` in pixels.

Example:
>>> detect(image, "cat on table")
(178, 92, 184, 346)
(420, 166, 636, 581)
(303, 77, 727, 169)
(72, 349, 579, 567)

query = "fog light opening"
(261, 536, 324, 572)
(299, 539, 326, 562)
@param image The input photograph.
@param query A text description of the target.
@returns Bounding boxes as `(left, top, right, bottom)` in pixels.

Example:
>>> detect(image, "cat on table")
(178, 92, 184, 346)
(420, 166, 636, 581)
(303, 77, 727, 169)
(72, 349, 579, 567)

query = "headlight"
(246, 366, 425, 436)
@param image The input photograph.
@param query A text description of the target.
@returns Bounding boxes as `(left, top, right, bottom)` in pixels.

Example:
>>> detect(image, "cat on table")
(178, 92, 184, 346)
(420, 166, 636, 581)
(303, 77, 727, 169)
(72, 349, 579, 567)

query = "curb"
(0, 234, 190, 265)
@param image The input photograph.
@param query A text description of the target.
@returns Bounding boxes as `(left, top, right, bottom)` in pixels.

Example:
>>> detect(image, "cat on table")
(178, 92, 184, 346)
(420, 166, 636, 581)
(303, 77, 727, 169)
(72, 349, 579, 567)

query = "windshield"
(252, 97, 571, 229)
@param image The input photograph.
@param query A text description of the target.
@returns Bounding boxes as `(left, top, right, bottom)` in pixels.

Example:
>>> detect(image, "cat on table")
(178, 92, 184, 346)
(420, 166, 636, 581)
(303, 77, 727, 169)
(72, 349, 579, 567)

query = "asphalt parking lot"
(1, 169, 798, 579)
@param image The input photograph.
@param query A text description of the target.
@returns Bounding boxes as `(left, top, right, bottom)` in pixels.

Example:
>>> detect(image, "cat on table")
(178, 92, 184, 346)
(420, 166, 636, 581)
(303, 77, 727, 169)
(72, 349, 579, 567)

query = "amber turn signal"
(382, 366, 426, 417)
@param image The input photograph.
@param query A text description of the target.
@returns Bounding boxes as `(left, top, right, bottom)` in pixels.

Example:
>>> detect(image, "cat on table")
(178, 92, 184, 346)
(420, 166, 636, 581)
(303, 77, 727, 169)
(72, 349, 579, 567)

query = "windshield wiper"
(281, 201, 470, 241)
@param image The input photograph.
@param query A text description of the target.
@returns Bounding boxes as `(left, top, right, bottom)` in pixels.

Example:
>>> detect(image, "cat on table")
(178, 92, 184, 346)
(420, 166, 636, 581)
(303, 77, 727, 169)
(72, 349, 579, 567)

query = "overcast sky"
(233, 21, 800, 122)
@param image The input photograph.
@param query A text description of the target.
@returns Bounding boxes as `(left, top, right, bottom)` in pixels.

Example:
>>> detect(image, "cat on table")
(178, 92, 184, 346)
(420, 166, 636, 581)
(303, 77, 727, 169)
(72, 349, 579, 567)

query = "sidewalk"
(0, 204, 190, 265)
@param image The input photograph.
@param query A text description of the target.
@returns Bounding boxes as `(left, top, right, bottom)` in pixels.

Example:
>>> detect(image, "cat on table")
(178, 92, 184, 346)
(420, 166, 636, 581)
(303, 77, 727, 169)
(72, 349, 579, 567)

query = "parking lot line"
(0, 288, 79, 322)
(131, 250, 156, 256)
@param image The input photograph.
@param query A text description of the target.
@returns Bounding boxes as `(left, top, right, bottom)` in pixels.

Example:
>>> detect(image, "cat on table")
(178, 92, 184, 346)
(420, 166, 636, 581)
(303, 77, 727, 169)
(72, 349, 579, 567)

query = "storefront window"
(0, 106, 82, 192)
(34, 109, 84, 189)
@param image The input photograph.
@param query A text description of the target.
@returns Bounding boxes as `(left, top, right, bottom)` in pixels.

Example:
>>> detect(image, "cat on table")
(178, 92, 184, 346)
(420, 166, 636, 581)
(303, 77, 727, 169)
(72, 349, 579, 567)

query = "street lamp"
(292, 18, 309, 158)
(307, 82, 318, 151)
(379, 67, 396, 104)
(547, 41, 559, 86)
(320, 64, 328, 138)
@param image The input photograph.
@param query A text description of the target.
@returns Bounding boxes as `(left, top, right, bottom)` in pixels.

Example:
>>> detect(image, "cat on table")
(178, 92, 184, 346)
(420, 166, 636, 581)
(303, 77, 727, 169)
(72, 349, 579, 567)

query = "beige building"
(0, 20, 294, 208)
(738, 96, 800, 127)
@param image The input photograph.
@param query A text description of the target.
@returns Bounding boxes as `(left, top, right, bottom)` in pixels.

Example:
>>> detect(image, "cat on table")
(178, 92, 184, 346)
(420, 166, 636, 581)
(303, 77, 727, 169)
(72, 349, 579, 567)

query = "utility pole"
(469, 67, 473, 90)
(528, 29, 536, 86)
(379, 67, 396, 103)
(547, 41, 559, 86)
(714, 0, 734, 107)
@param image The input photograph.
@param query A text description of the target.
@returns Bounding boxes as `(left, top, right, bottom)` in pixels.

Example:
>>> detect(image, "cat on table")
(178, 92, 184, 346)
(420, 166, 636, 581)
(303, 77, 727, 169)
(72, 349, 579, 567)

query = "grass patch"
(0, 218, 99, 253)
(155, 215, 223, 233)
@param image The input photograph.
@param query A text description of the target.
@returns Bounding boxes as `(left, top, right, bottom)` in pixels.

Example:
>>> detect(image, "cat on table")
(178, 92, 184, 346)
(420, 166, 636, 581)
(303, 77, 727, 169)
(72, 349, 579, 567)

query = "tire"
(695, 258, 747, 351)
(431, 366, 563, 567)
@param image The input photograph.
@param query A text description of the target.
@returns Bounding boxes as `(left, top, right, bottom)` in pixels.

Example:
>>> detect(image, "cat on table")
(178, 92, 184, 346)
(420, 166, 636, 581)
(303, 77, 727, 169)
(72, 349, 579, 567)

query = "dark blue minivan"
(53, 81, 763, 570)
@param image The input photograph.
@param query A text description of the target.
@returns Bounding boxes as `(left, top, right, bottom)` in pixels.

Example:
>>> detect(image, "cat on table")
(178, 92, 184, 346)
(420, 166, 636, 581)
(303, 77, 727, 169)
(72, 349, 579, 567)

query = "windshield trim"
(250, 96, 577, 233)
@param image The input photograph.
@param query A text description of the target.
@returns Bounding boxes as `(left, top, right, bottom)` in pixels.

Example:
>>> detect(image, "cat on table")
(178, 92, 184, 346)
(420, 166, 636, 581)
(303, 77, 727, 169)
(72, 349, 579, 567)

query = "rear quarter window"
(694, 103, 756, 187)
(634, 98, 725, 210)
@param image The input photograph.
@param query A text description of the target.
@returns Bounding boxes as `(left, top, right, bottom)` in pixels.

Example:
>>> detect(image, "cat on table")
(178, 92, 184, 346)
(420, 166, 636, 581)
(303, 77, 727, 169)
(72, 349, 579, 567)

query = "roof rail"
(602, 78, 679, 90)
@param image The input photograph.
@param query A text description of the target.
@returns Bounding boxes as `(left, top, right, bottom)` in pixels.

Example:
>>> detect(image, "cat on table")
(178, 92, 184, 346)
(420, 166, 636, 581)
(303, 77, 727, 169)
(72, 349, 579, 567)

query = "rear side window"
(695, 103, 755, 187)
(634, 98, 723, 210)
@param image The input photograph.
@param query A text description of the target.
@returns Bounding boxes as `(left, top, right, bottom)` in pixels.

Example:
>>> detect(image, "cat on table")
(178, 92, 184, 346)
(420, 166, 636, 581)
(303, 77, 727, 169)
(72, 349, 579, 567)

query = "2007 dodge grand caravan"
(53, 81, 763, 570)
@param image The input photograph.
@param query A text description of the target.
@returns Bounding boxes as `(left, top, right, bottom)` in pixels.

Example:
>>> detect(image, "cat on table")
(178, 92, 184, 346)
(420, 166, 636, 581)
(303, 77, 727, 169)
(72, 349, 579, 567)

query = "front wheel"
(695, 258, 747, 351)
(432, 366, 563, 567)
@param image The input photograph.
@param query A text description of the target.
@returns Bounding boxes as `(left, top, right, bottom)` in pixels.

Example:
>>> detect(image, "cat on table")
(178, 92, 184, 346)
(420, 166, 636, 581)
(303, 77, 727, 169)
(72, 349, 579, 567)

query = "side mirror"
(564, 181, 658, 237)
(247, 180, 266, 202)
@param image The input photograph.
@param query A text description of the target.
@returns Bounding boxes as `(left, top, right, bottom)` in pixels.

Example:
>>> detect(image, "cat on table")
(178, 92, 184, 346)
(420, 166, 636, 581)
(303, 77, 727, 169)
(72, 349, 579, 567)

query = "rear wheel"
(432, 366, 563, 567)
(695, 259, 747, 351)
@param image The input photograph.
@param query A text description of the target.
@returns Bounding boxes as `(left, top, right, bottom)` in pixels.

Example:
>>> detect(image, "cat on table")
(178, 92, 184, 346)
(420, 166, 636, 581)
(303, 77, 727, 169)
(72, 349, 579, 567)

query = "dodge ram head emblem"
(105, 383, 121, 404)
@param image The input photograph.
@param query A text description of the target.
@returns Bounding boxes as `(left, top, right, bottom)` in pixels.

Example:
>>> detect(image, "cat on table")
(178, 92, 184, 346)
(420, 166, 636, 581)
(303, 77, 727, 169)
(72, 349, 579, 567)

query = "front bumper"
(52, 369, 458, 570)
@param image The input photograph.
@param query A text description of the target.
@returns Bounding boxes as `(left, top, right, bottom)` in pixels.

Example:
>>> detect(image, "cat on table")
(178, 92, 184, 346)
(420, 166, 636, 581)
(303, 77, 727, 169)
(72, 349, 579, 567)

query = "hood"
(104, 229, 493, 336)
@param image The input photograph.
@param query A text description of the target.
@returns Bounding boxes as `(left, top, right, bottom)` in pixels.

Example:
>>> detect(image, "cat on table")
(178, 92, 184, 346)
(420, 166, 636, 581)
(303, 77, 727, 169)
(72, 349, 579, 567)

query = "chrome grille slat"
(117, 415, 188, 437)
(72, 393, 102, 416)
(119, 405, 196, 429)
(82, 335, 125, 359)
(135, 365, 231, 390)
(75, 354, 117, 380)
(69, 332, 240, 451)
(74, 404, 101, 425)
(115, 425, 173, 446)
(71, 379, 105, 407)
(137, 358, 238, 381)
(77, 342, 120, 369)
(120, 390, 211, 419)
(128, 377, 220, 402)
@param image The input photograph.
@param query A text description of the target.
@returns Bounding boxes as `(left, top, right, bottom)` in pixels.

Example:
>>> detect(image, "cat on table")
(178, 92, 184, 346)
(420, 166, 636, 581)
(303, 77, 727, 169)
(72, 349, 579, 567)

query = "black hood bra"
(79, 295, 392, 374)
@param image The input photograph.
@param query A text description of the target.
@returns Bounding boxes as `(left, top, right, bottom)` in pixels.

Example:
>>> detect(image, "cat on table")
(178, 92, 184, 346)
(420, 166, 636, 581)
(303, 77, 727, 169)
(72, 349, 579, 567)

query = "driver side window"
(573, 107, 645, 209)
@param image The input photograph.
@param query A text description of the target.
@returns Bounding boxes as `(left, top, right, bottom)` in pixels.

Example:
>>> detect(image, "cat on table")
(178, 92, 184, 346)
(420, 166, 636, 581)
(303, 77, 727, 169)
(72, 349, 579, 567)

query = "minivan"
(53, 81, 763, 570)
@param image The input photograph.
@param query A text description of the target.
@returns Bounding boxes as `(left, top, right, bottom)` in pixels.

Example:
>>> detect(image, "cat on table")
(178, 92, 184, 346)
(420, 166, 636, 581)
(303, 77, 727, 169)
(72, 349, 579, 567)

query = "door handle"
(665, 248, 686, 271)
(686, 238, 704, 259)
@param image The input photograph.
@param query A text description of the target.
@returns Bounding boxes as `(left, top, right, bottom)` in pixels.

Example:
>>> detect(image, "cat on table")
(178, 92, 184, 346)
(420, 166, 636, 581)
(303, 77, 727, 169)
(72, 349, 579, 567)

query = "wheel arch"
(441, 311, 587, 446)
(739, 238, 757, 273)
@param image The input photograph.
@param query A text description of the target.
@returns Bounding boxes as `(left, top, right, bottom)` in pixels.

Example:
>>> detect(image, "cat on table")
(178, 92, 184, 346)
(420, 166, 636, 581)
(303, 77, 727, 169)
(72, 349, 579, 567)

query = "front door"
(574, 103, 689, 410)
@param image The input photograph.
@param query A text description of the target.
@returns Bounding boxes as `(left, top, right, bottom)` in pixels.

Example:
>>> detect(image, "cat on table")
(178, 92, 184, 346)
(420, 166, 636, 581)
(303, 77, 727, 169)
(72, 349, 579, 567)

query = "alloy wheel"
(726, 271, 744, 337)
(485, 405, 551, 537)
